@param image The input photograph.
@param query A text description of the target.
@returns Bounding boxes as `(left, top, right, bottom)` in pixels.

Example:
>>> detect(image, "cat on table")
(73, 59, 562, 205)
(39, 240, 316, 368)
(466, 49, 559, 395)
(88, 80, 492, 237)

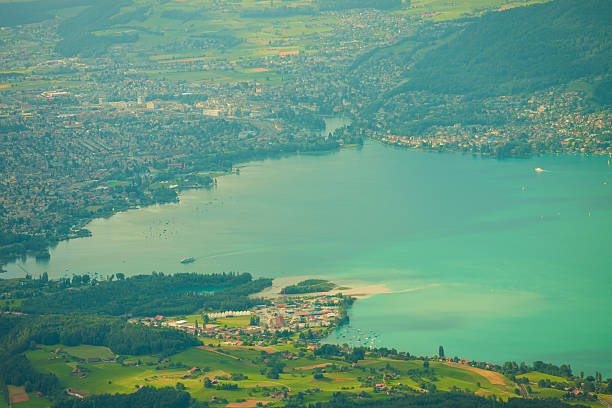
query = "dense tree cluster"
(405, 0, 612, 96)
(0, 0, 94, 27)
(280, 279, 335, 294)
(0, 354, 62, 400)
(17, 272, 271, 316)
(55, 0, 138, 57)
(52, 386, 208, 408)
(500, 361, 573, 378)
(0, 231, 52, 265)
(1, 314, 200, 356)
(275, 109, 326, 131)
(285, 390, 587, 408)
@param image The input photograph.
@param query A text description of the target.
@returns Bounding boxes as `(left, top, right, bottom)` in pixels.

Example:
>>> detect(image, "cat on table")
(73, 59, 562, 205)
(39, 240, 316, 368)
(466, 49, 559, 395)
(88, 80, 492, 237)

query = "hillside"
(352, 0, 612, 157)
(403, 0, 612, 96)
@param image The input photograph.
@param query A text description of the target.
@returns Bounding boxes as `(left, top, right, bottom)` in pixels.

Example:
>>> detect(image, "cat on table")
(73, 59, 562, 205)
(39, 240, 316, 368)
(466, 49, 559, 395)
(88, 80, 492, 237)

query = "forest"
(284, 391, 586, 408)
(402, 0, 612, 97)
(281, 279, 335, 294)
(51, 386, 208, 408)
(1, 314, 201, 356)
(0, 0, 95, 27)
(54, 0, 138, 57)
(12, 272, 271, 316)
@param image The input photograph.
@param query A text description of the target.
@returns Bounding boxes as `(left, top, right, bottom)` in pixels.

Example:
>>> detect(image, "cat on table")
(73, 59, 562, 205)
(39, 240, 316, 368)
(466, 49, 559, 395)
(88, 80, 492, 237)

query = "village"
(131, 293, 347, 346)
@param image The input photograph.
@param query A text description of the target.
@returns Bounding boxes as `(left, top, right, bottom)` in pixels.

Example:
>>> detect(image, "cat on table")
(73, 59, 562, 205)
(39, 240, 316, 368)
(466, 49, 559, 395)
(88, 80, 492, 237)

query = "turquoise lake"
(5, 141, 612, 375)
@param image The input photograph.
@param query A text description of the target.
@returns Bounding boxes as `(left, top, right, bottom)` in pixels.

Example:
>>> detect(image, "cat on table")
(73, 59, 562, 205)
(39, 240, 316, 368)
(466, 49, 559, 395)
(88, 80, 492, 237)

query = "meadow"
(23, 340, 559, 407)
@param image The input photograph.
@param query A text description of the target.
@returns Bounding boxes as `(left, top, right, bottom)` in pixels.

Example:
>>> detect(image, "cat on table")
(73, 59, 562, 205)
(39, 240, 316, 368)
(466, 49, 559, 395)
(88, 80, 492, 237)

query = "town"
(132, 293, 348, 346)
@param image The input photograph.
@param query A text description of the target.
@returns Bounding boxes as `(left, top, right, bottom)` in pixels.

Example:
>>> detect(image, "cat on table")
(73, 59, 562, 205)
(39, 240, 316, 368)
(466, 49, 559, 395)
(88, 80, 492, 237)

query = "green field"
(61, 345, 115, 360)
(212, 316, 252, 328)
(5, 385, 51, 408)
(401, 0, 549, 20)
(25, 341, 543, 406)
(176, 314, 252, 328)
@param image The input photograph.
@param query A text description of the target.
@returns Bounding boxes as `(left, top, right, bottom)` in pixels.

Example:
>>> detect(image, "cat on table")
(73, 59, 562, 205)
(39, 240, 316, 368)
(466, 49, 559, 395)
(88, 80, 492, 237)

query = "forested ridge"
(402, 0, 612, 96)
(351, 0, 612, 158)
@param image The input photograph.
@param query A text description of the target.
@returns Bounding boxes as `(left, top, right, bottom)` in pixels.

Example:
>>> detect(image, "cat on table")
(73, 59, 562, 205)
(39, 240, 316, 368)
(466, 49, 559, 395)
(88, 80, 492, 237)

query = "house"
(269, 391, 288, 399)
(66, 389, 88, 399)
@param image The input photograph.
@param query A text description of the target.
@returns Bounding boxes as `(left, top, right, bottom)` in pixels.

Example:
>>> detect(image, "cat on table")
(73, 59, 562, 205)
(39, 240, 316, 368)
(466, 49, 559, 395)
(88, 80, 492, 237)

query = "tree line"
(285, 390, 587, 408)
(52, 386, 208, 408)
(1, 314, 200, 357)
(16, 272, 272, 316)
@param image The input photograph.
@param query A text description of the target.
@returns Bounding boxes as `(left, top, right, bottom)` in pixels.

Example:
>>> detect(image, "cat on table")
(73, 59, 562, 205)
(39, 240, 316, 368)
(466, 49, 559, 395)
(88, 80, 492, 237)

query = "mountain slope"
(403, 0, 612, 96)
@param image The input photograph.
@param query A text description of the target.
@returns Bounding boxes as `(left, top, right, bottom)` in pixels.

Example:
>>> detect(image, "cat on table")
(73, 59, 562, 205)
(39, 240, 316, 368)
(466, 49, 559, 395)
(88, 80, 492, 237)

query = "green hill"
(399, 0, 612, 96)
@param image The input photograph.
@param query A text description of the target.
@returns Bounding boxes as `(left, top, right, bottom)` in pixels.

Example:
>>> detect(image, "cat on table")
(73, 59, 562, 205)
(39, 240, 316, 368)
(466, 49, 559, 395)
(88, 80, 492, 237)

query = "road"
(598, 396, 612, 408)
(518, 383, 531, 399)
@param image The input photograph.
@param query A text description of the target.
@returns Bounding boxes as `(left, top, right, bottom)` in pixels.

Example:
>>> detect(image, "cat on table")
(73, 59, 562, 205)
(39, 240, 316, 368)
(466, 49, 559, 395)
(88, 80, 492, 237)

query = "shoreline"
(0, 124, 349, 273)
(4, 142, 609, 275)
(253, 275, 395, 299)
(254, 276, 441, 300)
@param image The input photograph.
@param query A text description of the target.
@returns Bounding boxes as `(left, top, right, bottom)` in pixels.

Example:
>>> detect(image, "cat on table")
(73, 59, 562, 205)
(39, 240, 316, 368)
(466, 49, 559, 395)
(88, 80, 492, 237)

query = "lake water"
(5, 141, 612, 376)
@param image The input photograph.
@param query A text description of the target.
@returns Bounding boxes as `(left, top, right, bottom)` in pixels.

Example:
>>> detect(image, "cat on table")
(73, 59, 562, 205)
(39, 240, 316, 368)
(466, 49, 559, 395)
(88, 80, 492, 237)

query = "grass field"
(61, 345, 115, 360)
(6, 385, 52, 408)
(213, 316, 252, 328)
(401, 0, 549, 21)
(175, 314, 252, 328)
(27, 341, 610, 406)
(26, 341, 540, 406)
(516, 371, 568, 383)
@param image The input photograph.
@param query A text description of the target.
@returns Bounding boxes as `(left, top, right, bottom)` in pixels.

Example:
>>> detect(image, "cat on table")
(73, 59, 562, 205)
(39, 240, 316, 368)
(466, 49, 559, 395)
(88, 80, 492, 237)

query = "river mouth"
(5, 141, 612, 376)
